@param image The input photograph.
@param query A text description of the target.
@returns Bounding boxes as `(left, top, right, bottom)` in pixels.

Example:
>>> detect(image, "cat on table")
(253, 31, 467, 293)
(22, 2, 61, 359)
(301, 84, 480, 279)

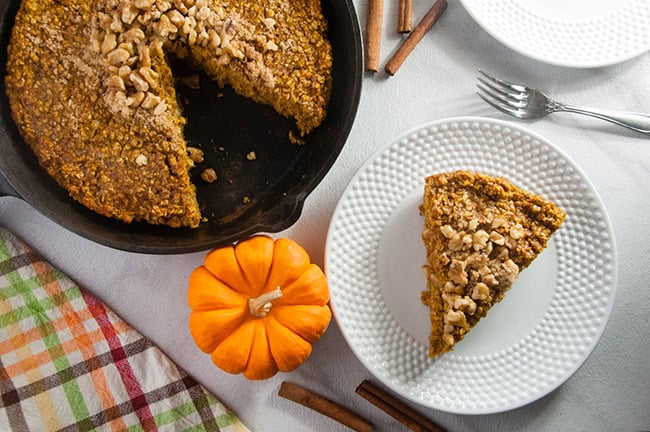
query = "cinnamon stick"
(279, 381, 374, 432)
(385, 0, 448, 76)
(356, 380, 446, 432)
(398, 0, 413, 33)
(365, 0, 384, 72)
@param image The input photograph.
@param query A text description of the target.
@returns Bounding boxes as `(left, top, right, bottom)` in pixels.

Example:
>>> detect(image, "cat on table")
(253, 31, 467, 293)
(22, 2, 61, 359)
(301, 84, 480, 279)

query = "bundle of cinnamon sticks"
(366, 0, 448, 75)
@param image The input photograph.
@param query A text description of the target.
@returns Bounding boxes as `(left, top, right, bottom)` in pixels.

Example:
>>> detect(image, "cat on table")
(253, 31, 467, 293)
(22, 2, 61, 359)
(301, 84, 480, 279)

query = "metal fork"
(476, 69, 650, 135)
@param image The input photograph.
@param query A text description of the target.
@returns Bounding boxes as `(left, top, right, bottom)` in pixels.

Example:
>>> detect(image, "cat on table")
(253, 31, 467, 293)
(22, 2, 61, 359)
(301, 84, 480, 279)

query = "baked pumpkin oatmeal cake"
(419, 170, 566, 358)
(5, 0, 332, 227)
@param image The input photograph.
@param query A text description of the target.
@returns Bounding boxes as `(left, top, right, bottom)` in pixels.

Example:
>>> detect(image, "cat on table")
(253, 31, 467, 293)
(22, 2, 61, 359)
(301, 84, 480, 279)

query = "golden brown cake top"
(420, 170, 566, 358)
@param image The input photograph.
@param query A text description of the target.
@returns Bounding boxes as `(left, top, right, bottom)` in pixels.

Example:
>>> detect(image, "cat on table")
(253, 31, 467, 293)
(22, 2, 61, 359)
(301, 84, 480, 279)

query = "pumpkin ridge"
(188, 267, 248, 311)
(189, 308, 247, 353)
(264, 315, 312, 372)
(243, 321, 278, 380)
(271, 304, 331, 343)
(273, 264, 329, 307)
(233, 253, 255, 295)
(203, 247, 253, 297)
(264, 238, 311, 293)
(233, 236, 275, 297)
(211, 318, 256, 374)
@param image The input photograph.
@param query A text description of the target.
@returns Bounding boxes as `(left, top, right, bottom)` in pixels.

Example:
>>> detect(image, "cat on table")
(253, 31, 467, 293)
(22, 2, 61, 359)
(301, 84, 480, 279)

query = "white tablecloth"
(2, 1, 649, 431)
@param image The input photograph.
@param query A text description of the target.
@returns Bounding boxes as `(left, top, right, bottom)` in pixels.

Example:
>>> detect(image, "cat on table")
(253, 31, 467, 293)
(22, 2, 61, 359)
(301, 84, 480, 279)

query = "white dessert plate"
(325, 117, 617, 414)
(458, 0, 650, 68)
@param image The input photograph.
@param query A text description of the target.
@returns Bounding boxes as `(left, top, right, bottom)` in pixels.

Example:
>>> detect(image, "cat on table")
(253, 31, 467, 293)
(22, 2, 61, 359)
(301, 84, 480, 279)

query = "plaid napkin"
(0, 228, 250, 432)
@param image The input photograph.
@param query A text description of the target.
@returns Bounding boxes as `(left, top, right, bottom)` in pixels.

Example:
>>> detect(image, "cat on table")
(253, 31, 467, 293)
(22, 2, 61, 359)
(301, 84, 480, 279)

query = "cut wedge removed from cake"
(419, 171, 566, 358)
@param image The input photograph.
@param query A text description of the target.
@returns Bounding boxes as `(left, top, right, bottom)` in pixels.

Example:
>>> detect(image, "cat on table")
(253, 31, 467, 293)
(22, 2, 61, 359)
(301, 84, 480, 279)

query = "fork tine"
(476, 91, 527, 119)
(477, 69, 528, 94)
(476, 77, 526, 103)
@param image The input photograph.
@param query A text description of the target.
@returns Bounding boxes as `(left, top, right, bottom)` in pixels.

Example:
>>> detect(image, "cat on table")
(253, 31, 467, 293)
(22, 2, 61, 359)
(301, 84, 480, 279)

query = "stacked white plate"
(459, 0, 650, 68)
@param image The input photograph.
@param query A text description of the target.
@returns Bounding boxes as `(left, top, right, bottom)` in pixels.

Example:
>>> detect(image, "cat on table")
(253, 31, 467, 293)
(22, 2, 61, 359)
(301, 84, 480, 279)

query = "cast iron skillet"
(0, 0, 362, 254)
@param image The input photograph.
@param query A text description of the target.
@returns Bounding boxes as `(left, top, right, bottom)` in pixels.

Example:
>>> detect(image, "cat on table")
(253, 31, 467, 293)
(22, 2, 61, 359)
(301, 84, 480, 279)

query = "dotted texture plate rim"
(325, 116, 618, 414)
(458, 0, 650, 68)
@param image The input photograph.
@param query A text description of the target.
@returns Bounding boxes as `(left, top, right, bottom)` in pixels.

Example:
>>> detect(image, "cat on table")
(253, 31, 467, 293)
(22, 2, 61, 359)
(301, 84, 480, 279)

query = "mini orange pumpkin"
(187, 235, 332, 380)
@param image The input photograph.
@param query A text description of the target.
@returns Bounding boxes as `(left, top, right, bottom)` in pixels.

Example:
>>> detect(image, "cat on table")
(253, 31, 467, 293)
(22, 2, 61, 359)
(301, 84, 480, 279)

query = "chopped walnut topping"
(471, 282, 490, 301)
(187, 146, 204, 163)
(246, 151, 257, 161)
(454, 296, 477, 314)
(96, 0, 279, 116)
(135, 154, 148, 166)
(491, 216, 506, 228)
(121, 6, 140, 25)
(106, 75, 126, 90)
(107, 47, 130, 65)
(122, 28, 145, 44)
(472, 229, 489, 251)
(129, 70, 149, 91)
(509, 224, 525, 240)
(135, 0, 155, 9)
(141, 92, 161, 109)
(443, 281, 464, 294)
(466, 252, 488, 269)
(153, 101, 167, 115)
(489, 230, 505, 245)
(166, 9, 186, 27)
(118, 65, 132, 79)
(445, 310, 467, 327)
(139, 67, 159, 88)
(448, 233, 464, 251)
(265, 40, 278, 51)
(201, 168, 217, 182)
(126, 91, 145, 107)
(101, 32, 117, 54)
(461, 234, 473, 249)
(440, 224, 455, 239)
(448, 258, 468, 286)
(262, 17, 276, 29)
(482, 273, 499, 287)
(503, 259, 519, 275)
(441, 292, 459, 306)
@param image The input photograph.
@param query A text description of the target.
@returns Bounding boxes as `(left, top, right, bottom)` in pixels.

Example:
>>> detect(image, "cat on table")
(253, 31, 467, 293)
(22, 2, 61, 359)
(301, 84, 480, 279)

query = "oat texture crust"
(419, 170, 566, 358)
(5, 0, 332, 227)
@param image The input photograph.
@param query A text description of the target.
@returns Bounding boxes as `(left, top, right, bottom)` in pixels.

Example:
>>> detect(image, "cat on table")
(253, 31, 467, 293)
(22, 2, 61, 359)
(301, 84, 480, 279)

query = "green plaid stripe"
(0, 228, 250, 431)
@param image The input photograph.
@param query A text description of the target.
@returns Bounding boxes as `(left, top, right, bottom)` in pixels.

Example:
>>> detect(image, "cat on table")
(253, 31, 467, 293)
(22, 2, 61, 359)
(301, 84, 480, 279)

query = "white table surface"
(2, 1, 650, 431)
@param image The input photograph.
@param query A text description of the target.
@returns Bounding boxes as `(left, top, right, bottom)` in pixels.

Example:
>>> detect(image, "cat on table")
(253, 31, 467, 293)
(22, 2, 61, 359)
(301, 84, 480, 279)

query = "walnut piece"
(135, 154, 148, 166)
(201, 168, 217, 183)
(187, 146, 204, 163)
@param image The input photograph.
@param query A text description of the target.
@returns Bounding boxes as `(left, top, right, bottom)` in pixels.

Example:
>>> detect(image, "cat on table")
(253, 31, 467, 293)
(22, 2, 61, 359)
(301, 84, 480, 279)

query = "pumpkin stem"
(248, 287, 283, 318)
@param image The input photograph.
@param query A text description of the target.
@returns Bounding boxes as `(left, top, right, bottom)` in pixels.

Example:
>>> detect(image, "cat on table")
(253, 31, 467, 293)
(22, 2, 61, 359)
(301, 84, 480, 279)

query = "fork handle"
(558, 104, 650, 135)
